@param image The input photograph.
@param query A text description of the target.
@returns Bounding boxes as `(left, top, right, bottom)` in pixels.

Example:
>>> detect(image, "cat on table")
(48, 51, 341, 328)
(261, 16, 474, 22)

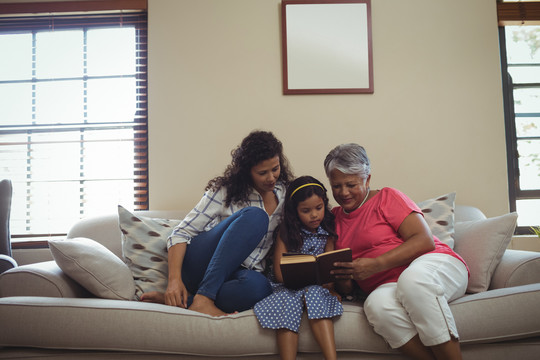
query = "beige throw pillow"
(49, 237, 135, 300)
(454, 212, 518, 293)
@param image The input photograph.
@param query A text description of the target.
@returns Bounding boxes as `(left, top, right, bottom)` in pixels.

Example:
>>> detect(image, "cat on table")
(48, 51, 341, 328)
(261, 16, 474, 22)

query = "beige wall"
(148, 0, 509, 216)
(0, 0, 508, 215)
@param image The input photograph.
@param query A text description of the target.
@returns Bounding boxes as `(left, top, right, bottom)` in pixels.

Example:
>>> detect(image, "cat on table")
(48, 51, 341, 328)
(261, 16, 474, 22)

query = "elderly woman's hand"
(333, 257, 382, 281)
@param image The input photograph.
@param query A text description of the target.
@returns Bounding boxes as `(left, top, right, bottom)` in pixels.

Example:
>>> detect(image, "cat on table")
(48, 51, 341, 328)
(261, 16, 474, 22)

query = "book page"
(316, 248, 350, 259)
(280, 254, 316, 264)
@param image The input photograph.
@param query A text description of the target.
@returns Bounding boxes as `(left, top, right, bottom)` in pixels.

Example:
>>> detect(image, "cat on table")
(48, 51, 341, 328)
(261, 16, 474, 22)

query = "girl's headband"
(290, 183, 325, 199)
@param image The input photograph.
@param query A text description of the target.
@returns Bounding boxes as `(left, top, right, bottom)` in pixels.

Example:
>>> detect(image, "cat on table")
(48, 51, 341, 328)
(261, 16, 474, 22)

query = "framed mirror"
(281, 0, 373, 95)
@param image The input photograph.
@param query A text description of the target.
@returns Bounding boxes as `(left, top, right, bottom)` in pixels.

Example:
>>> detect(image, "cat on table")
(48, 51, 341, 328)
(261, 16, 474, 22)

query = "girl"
(254, 176, 342, 360)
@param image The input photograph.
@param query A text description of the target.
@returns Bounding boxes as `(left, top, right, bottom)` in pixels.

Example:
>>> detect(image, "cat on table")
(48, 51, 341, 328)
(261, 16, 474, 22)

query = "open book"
(279, 248, 352, 289)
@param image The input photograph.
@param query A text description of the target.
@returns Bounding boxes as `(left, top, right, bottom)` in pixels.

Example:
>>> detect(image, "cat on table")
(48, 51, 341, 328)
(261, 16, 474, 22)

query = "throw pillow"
(49, 237, 135, 300)
(118, 205, 181, 300)
(454, 212, 518, 293)
(417, 192, 456, 248)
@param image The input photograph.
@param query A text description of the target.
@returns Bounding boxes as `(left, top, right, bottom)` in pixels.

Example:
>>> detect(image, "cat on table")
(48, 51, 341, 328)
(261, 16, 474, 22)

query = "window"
(0, 2, 148, 243)
(498, 1, 540, 234)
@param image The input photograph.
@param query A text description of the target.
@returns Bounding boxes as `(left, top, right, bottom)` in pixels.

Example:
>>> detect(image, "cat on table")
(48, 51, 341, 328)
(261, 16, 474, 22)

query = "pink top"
(333, 187, 467, 293)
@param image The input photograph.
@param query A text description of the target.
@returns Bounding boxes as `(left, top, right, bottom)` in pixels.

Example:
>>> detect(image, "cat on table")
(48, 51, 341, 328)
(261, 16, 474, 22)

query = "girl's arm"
(272, 234, 288, 284)
(323, 237, 347, 300)
(323, 237, 335, 253)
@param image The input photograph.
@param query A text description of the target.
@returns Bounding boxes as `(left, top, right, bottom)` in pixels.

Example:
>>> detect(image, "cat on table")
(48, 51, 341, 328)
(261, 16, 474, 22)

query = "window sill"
(11, 235, 66, 250)
(509, 235, 540, 252)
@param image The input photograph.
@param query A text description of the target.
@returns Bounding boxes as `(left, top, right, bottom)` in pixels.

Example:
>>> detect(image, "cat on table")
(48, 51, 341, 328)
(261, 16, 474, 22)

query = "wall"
(148, 0, 509, 216)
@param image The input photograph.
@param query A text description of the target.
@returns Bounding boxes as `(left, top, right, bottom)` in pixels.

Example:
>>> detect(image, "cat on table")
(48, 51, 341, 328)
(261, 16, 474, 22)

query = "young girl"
(254, 176, 342, 360)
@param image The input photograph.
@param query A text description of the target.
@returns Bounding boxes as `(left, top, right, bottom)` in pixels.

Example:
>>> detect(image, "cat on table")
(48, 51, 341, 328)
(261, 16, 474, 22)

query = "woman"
(324, 143, 469, 360)
(142, 130, 293, 317)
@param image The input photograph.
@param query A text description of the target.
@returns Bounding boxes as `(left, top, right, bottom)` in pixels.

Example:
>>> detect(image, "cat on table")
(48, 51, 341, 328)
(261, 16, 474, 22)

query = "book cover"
(280, 248, 352, 289)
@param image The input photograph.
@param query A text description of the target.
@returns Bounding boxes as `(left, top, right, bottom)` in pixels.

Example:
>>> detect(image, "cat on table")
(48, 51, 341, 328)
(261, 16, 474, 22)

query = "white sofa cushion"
(49, 237, 135, 300)
(1, 285, 540, 356)
(454, 212, 518, 293)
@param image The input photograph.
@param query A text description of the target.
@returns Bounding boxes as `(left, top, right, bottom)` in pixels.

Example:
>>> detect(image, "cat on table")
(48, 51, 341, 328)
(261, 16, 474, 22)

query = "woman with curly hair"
(141, 130, 293, 317)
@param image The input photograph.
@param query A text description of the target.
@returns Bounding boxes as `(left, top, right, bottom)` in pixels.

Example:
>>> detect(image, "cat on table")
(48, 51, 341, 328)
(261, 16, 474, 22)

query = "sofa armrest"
(0, 261, 92, 298)
(490, 249, 540, 289)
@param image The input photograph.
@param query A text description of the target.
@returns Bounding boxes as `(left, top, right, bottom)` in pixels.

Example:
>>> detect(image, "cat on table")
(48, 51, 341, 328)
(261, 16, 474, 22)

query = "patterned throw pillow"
(416, 192, 456, 248)
(118, 206, 181, 300)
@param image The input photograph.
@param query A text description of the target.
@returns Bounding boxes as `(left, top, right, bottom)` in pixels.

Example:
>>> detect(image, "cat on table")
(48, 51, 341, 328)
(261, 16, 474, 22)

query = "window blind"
(0, 8, 148, 240)
(498, 1, 540, 26)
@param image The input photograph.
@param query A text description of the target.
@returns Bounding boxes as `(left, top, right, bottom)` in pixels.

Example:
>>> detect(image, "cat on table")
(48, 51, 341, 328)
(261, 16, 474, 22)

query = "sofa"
(1, 200, 540, 359)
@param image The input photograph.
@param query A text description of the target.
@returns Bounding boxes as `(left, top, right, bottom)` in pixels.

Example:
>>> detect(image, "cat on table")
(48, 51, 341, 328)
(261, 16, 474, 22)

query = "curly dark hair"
(206, 130, 294, 206)
(279, 176, 337, 252)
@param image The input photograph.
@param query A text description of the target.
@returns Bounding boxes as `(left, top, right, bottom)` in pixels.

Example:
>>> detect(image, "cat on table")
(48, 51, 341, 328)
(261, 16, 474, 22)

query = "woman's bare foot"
(188, 294, 228, 317)
(140, 291, 165, 304)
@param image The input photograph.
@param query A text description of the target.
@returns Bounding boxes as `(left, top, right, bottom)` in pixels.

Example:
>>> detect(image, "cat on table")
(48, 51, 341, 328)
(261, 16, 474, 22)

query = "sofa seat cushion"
(0, 297, 391, 356)
(2, 286, 540, 357)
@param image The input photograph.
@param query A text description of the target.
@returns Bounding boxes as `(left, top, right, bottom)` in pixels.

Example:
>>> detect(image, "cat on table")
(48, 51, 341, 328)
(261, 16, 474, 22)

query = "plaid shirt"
(168, 181, 286, 271)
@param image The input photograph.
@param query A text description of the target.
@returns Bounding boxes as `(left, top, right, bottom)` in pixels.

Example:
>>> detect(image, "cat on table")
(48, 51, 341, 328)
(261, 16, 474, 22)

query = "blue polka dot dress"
(254, 227, 343, 333)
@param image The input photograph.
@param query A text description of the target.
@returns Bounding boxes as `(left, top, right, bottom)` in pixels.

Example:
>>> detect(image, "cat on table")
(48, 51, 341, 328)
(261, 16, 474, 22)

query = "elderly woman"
(325, 143, 469, 360)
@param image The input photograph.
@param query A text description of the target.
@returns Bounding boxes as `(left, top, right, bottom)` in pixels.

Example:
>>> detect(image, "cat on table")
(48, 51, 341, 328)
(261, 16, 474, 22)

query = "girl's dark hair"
(280, 176, 337, 252)
(206, 130, 293, 206)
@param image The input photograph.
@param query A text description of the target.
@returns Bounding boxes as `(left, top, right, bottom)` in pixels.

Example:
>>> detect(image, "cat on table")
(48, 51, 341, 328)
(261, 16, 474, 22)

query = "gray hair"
(324, 143, 371, 179)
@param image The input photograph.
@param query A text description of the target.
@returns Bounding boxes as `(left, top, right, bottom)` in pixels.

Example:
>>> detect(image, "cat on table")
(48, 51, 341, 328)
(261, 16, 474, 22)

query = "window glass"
(0, 34, 32, 80)
(503, 25, 540, 231)
(513, 88, 540, 113)
(505, 27, 540, 64)
(86, 78, 136, 122)
(517, 139, 540, 190)
(508, 66, 540, 83)
(35, 80, 85, 124)
(517, 199, 540, 227)
(87, 28, 135, 76)
(0, 83, 32, 124)
(515, 116, 540, 137)
(0, 12, 148, 239)
(36, 30, 83, 78)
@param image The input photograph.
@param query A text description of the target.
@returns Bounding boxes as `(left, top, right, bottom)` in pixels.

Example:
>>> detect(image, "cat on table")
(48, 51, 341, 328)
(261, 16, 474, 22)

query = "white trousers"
(363, 253, 468, 349)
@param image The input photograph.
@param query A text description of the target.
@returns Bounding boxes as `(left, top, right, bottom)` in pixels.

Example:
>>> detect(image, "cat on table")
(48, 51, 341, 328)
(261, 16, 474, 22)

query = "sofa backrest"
(455, 205, 486, 223)
(66, 206, 486, 259)
(67, 210, 187, 258)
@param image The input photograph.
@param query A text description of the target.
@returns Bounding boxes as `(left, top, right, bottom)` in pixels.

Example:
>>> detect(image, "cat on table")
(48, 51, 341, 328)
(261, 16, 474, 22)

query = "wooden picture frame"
(281, 0, 373, 95)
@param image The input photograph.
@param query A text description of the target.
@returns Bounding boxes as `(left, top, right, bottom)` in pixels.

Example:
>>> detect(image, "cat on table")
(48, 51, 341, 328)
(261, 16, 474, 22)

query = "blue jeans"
(181, 207, 272, 313)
